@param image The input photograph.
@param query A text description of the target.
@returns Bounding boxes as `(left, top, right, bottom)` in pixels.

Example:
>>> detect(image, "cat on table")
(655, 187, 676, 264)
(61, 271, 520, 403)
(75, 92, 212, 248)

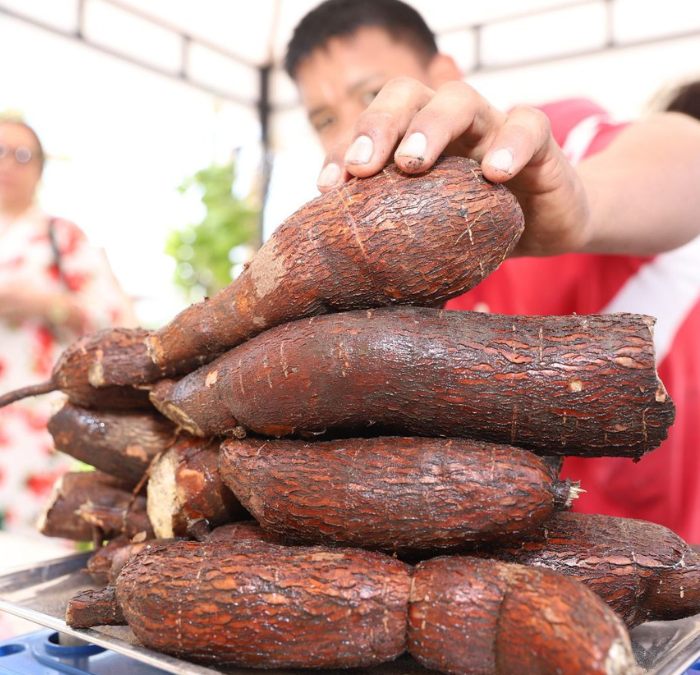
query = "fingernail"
(318, 162, 341, 187)
(488, 148, 513, 174)
(344, 135, 374, 165)
(396, 132, 427, 159)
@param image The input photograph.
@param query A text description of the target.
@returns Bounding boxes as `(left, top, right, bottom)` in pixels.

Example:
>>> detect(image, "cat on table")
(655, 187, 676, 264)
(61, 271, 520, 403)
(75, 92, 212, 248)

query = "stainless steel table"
(1, 551, 699, 675)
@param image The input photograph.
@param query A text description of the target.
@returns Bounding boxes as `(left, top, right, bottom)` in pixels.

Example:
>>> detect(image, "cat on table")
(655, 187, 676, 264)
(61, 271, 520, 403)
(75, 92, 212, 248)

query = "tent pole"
(257, 64, 272, 248)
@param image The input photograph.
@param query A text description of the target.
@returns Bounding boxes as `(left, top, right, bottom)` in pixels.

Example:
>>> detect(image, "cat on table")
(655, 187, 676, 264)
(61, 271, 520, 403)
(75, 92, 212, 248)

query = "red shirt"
(445, 99, 700, 544)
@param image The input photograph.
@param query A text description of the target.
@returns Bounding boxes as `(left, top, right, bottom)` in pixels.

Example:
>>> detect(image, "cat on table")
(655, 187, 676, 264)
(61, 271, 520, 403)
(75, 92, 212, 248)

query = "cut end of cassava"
(149, 394, 205, 437)
(144, 333, 165, 367)
(35, 474, 64, 535)
(88, 361, 105, 388)
(639, 313, 656, 336)
(604, 637, 639, 675)
(655, 381, 669, 404)
(146, 451, 178, 539)
(0, 379, 58, 408)
(639, 315, 673, 407)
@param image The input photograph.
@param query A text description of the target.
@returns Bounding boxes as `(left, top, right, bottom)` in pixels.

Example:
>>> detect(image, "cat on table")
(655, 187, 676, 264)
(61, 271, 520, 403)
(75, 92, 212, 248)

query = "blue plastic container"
(5, 627, 698, 675)
(0, 629, 170, 675)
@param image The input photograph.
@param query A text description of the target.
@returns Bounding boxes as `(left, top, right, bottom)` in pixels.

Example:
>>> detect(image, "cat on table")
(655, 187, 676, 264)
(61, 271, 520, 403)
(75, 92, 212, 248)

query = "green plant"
(166, 160, 260, 301)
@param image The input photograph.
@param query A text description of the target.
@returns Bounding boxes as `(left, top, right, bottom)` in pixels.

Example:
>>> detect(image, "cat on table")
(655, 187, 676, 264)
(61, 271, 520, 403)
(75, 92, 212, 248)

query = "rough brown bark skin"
(77, 502, 154, 541)
(146, 157, 524, 369)
(470, 512, 700, 627)
(112, 540, 412, 668)
(0, 362, 151, 410)
(66, 586, 126, 628)
(408, 556, 637, 675)
(92, 530, 270, 586)
(219, 436, 574, 553)
(146, 436, 248, 539)
(37, 471, 153, 541)
(107, 539, 181, 584)
(50, 331, 154, 409)
(0, 330, 158, 410)
(0, 327, 206, 410)
(207, 520, 286, 545)
(47, 402, 177, 489)
(151, 307, 674, 458)
(84, 326, 212, 388)
(86, 535, 131, 584)
(148, 377, 241, 438)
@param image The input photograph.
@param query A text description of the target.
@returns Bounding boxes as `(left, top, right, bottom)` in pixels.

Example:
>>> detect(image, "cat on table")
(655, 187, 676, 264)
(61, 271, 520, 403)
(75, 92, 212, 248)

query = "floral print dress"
(0, 206, 135, 538)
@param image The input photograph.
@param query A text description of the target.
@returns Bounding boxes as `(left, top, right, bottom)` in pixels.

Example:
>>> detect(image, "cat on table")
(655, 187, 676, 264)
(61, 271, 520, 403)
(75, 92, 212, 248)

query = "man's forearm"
(576, 112, 700, 257)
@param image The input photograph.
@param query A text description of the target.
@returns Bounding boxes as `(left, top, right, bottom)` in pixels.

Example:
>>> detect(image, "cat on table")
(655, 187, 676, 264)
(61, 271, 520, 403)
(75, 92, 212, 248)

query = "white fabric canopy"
(5, 0, 700, 123)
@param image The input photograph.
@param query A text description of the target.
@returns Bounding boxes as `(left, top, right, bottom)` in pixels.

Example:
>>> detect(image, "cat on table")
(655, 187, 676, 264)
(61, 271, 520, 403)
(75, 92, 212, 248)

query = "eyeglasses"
(0, 143, 36, 164)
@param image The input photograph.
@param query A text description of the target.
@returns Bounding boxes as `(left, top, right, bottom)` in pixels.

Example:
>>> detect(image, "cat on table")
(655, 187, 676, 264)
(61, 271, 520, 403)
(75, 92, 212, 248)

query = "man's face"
(294, 26, 437, 154)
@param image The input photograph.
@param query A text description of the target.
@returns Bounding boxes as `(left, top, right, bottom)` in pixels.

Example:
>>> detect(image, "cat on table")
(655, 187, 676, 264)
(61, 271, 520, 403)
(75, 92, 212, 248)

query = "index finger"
(338, 76, 435, 178)
(392, 81, 507, 173)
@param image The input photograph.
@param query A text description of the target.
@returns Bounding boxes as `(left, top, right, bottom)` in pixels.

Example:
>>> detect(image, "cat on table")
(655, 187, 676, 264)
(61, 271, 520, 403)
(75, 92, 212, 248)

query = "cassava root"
(151, 306, 674, 458)
(145, 157, 524, 371)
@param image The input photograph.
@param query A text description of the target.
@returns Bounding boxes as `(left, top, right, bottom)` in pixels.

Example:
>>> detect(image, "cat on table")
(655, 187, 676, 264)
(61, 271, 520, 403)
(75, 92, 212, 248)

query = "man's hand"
(316, 78, 700, 258)
(316, 78, 591, 257)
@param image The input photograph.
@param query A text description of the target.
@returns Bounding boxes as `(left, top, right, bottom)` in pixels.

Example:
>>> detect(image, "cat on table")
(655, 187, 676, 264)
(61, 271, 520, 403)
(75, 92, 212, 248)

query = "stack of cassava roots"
(3, 157, 697, 675)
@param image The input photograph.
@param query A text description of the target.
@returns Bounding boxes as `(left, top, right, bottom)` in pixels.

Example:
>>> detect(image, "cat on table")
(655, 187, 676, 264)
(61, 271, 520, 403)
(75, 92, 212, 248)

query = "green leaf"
(166, 158, 260, 299)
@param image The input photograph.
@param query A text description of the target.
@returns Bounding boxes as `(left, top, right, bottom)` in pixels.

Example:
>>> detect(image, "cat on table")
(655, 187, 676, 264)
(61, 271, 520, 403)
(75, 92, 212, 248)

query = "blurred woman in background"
(0, 117, 137, 537)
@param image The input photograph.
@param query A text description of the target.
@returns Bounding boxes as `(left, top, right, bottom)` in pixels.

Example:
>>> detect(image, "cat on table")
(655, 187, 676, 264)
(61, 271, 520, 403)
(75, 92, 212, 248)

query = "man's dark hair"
(664, 81, 700, 121)
(285, 0, 438, 79)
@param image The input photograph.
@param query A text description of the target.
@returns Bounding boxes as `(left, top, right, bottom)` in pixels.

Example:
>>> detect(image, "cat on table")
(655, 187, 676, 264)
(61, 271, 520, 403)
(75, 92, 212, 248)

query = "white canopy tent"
(4, 0, 700, 151)
(2, 0, 700, 323)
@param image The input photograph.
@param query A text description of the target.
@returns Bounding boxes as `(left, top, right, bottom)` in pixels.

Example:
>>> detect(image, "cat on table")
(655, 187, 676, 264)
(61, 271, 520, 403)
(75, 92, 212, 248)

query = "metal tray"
(1, 552, 699, 675)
